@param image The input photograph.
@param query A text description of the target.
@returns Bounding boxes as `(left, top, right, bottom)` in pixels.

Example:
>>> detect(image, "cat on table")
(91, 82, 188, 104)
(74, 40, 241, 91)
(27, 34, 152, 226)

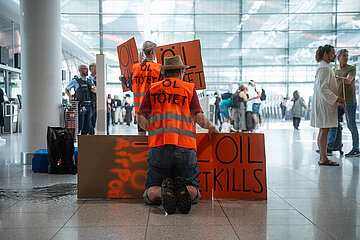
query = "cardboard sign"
(78, 133, 267, 200)
(155, 40, 206, 90)
(78, 135, 148, 198)
(198, 133, 267, 200)
(117, 37, 139, 92)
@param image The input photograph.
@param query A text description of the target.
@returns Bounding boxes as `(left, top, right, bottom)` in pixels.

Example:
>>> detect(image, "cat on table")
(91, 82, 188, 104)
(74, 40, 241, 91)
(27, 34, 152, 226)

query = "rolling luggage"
(332, 122, 343, 155)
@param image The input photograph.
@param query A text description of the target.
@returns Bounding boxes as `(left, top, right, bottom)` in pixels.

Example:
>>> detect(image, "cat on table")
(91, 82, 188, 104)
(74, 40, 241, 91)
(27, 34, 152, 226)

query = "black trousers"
(293, 117, 300, 129)
(214, 108, 222, 125)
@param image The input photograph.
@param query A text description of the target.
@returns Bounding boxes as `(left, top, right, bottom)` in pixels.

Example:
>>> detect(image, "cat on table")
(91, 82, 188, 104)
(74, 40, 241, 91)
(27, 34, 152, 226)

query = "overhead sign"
(117, 37, 139, 92)
(155, 40, 206, 90)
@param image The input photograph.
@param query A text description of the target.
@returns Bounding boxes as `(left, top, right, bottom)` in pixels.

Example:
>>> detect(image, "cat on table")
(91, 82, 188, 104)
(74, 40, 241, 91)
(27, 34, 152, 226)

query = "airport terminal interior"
(1, 0, 360, 239)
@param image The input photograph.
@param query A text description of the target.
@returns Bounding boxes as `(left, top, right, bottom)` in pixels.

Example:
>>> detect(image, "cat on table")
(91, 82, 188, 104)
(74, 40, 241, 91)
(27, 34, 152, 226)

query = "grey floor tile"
(284, 197, 359, 212)
(53, 226, 146, 240)
(146, 225, 239, 240)
(1, 121, 359, 238)
(271, 188, 343, 198)
(4, 198, 84, 213)
(0, 227, 60, 240)
(219, 198, 293, 210)
(0, 199, 19, 214)
(233, 225, 332, 240)
(148, 200, 230, 226)
(0, 212, 74, 228)
(224, 209, 313, 226)
(320, 225, 360, 240)
(300, 207, 360, 226)
(65, 202, 150, 227)
(268, 180, 319, 189)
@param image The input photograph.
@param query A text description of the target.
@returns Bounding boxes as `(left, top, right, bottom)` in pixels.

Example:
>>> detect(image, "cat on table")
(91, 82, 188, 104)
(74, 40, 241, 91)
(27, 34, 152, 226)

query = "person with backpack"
(65, 64, 96, 135)
(219, 94, 232, 132)
(290, 90, 308, 130)
(248, 80, 262, 131)
(231, 85, 249, 132)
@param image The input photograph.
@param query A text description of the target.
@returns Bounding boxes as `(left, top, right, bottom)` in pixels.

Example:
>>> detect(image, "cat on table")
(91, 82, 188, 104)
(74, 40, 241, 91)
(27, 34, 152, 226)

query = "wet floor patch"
(0, 183, 77, 201)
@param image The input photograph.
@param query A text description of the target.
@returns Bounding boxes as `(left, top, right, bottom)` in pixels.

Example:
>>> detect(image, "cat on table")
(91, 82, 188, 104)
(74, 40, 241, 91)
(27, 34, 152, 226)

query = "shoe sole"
(161, 179, 176, 214)
(176, 189, 191, 214)
(174, 177, 191, 214)
(162, 192, 176, 214)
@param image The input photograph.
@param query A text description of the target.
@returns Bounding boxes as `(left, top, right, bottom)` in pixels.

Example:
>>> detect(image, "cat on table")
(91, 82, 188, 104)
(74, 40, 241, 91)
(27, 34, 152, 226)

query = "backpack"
(221, 92, 232, 100)
(231, 93, 241, 108)
(260, 88, 266, 101)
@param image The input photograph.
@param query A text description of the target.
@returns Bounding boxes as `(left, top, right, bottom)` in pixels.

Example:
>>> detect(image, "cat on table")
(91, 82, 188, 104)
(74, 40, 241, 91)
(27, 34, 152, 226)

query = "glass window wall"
(59, 0, 360, 103)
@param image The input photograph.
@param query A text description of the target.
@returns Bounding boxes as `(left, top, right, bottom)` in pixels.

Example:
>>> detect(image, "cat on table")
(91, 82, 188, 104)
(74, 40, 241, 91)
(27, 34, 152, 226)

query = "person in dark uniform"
(65, 64, 96, 135)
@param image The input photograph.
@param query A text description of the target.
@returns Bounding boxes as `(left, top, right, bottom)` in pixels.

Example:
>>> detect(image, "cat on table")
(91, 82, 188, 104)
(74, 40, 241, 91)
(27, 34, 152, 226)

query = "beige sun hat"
(160, 55, 189, 70)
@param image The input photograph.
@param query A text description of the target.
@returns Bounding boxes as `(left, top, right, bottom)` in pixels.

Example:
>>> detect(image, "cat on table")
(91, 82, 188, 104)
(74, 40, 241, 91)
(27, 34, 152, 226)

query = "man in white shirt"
(248, 80, 262, 130)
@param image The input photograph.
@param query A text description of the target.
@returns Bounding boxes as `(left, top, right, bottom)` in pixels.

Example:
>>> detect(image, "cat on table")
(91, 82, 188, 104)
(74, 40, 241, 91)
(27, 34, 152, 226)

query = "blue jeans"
(144, 145, 200, 189)
(328, 103, 359, 151)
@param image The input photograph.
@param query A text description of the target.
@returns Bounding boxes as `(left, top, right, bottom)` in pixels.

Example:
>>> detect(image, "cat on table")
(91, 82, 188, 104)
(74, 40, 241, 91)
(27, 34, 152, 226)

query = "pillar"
(20, 0, 62, 164)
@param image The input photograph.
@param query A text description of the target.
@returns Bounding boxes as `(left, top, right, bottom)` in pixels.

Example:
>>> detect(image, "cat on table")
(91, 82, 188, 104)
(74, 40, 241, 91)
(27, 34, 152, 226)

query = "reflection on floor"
(0, 119, 359, 239)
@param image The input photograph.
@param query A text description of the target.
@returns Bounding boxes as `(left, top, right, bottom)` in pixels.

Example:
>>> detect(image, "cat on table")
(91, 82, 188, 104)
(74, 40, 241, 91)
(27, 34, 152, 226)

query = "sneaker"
(345, 150, 360, 157)
(161, 178, 176, 214)
(174, 176, 191, 214)
(315, 149, 333, 156)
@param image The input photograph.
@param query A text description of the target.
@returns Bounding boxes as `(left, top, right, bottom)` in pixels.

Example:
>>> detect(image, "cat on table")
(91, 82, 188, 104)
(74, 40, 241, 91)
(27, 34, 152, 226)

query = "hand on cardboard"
(208, 127, 219, 136)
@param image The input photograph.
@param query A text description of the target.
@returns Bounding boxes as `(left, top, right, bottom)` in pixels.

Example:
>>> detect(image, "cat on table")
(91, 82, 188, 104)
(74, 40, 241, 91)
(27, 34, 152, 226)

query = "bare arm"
(91, 86, 96, 93)
(338, 75, 354, 85)
(194, 112, 219, 135)
(65, 88, 73, 101)
(240, 91, 248, 102)
(137, 114, 149, 131)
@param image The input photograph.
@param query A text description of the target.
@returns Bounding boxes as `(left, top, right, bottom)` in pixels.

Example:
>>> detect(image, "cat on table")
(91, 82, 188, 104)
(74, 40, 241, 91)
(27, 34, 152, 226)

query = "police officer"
(65, 64, 96, 135)
(121, 41, 162, 135)
(88, 63, 97, 134)
(137, 55, 218, 214)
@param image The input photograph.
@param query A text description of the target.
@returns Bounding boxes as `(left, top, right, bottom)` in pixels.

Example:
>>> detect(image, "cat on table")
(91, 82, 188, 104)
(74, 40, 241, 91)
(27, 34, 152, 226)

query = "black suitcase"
(332, 123, 343, 155)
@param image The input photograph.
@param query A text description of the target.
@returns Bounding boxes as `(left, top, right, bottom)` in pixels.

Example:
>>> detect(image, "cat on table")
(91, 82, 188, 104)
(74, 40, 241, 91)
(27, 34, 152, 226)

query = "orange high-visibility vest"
(132, 61, 161, 114)
(148, 78, 197, 150)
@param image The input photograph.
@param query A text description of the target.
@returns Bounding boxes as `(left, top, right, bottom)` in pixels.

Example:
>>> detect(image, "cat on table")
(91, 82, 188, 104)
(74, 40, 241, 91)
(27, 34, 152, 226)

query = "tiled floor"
(0, 119, 360, 239)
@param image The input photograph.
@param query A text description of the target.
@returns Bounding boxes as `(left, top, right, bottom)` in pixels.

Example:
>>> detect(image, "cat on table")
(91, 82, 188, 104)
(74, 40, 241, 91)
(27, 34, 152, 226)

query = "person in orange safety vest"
(120, 41, 162, 134)
(137, 55, 219, 214)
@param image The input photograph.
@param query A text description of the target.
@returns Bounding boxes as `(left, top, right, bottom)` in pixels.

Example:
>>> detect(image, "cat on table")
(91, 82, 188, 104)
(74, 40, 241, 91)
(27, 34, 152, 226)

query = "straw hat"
(160, 55, 189, 70)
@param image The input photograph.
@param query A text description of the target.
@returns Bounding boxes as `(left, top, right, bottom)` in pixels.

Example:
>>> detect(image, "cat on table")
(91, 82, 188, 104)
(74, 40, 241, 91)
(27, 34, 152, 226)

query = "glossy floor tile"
(0, 119, 360, 239)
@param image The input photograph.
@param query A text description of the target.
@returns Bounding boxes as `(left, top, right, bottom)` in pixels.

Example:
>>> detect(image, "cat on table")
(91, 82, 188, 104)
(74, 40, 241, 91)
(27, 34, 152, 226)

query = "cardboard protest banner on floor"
(210, 133, 267, 200)
(117, 37, 139, 92)
(196, 133, 213, 199)
(155, 40, 206, 90)
(78, 133, 267, 200)
(78, 135, 148, 198)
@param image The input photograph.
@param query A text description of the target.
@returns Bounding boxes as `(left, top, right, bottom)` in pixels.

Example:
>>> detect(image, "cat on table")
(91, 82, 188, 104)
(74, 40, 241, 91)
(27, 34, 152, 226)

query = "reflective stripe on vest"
(132, 62, 161, 114)
(148, 127, 196, 139)
(133, 92, 146, 98)
(148, 78, 196, 150)
(149, 113, 195, 125)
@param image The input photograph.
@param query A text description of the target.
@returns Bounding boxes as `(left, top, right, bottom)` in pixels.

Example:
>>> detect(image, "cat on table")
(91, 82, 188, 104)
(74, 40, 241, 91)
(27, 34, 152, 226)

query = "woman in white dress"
(310, 45, 345, 166)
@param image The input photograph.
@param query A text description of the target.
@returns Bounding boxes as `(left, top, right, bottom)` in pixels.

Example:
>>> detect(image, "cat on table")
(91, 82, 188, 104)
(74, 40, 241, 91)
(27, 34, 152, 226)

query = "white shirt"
(248, 84, 262, 104)
(310, 61, 338, 128)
